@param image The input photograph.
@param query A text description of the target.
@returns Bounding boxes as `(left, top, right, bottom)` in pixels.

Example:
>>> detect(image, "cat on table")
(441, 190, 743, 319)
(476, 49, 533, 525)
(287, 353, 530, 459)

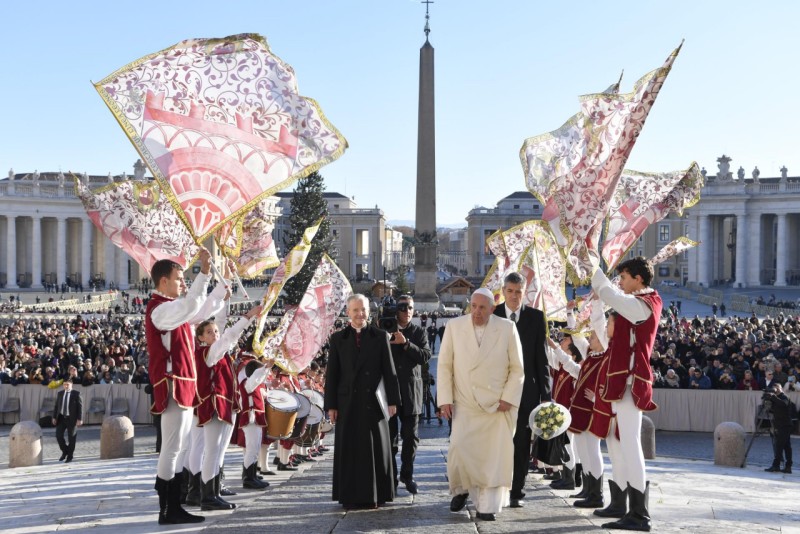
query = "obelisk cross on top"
(413, 0, 439, 311)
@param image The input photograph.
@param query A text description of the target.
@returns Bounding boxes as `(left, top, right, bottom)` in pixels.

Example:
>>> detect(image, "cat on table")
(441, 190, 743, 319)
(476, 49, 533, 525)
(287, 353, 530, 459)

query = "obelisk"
(413, 1, 440, 312)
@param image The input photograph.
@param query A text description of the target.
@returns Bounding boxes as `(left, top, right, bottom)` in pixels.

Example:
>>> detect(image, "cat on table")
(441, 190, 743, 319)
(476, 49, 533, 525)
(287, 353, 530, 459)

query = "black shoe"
(299, 454, 317, 462)
(551, 466, 575, 490)
(277, 462, 297, 471)
(450, 493, 468, 512)
(263, 469, 277, 476)
(602, 482, 651, 532)
(219, 484, 238, 496)
(509, 498, 524, 508)
(783, 462, 793, 474)
(273, 456, 281, 466)
(65, 455, 73, 463)
(59, 452, 67, 461)
(574, 473, 604, 508)
(400, 476, 418, 494)
(476, 512, 496, 521)
(543, 469, 561, 481)
(765, 464, 782, 472)
(594, 480, 628, 518)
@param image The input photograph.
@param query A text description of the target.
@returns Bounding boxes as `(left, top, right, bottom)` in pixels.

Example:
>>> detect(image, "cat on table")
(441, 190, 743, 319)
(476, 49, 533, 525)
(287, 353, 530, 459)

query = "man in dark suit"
(51, 377, 83, 462)
(388, 295, 431, 494)
(493, 272, 550, 508)
(324, 294, 402, 509)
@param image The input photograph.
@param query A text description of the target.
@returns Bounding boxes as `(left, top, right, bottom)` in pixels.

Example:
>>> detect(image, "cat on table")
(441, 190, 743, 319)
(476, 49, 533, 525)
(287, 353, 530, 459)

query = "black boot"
(570, 472, 589, 499)
(602, 482, 651, 532)
(574, 473, 604, 508)
(594, 480, 628, 518)
(185, 472, 202, 506)
(550, 466, 575, 490)
(214, 474, 236, 509)
(765, 460, 782, 472)
(219, 466, 238, 496)
(574, 463, 583, 487)
(200, 476, 233, 511)
(155, 476, 170, 525)
(161, 476, 205, 524)
(179, 467, 190, 504)
(242, 463, 270, 489)
(783, 461, 792, 474)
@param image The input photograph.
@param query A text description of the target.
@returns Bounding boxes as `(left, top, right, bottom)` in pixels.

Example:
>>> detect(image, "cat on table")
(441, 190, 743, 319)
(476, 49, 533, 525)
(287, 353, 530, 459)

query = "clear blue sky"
(2, 1, 797, 225)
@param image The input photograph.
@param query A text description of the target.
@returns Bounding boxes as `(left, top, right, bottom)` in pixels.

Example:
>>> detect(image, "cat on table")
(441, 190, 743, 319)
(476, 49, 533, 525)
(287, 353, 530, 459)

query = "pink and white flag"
(95, 33, 347, 241)
(75, 177, 199, 272)
(603, 163, 703, 269)
(521, 44, 682, 284)
(217, 198, 280, 278)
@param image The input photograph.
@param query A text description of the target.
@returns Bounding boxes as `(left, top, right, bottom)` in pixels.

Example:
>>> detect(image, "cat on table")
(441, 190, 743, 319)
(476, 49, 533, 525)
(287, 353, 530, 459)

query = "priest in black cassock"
(325, 293, 401, 509)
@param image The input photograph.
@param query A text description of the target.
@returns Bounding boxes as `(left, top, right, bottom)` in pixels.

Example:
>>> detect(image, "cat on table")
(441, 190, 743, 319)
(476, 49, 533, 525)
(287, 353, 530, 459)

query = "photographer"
(764, 383, 793, 474)
(384, 295, 431, 494)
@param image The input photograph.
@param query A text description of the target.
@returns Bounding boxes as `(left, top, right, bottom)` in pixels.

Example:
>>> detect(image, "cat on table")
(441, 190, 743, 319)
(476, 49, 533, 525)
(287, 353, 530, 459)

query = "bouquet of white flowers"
(528, 401, 571, 440)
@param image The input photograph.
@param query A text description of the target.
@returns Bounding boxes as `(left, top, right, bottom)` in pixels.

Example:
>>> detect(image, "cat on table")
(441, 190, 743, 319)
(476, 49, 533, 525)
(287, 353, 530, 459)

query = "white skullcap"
(472, 288, 496, 304)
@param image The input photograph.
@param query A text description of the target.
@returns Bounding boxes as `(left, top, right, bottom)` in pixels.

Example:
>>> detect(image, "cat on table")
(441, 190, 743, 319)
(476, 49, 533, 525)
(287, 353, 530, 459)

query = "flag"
(480, 221, 567, 321)
(252, 219, 322, 355)
(75, 177, 199, 272)
(217, 198, 280, 278)
(94, 33, 347, 242)
(647, 236, 699, 267)
(603, 163, 703, 269)
(279, 255, 352, 374)
(521, 43, 682, 284)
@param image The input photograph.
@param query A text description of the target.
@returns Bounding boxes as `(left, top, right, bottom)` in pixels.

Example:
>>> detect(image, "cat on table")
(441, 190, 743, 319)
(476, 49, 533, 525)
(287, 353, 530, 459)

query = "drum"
(290, 393, 312, 439)
(265, 390, 300, 439)
(319, 420, 334, 434)
(306, 404, 324, 425)
(296, 421, 320, 447)
(300, 389, 324, 411)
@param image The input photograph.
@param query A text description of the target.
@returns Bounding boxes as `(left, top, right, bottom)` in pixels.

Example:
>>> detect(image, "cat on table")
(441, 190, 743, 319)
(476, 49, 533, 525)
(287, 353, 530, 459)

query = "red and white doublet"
(602, 291, 661, 411)
(589, 352, 614, 439)
(568, 352, 605, 434)
(146, 293, 199, 413)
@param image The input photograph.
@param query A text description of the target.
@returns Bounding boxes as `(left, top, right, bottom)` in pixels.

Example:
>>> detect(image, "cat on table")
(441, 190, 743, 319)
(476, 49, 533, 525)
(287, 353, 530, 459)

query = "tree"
(282, 171, 334, 305)
(395, 265, 410, 296)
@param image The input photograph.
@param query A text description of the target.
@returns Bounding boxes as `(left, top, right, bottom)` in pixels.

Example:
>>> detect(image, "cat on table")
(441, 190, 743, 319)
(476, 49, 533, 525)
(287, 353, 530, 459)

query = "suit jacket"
(494, 304, 550, 414)
(52, 389, 83, 425)
(390, 322, 432, 416)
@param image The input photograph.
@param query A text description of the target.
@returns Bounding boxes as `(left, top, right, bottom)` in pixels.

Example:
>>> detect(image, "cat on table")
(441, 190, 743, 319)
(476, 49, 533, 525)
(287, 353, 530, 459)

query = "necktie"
(510, 312, 517, 323)
(62, 391, 69, 417)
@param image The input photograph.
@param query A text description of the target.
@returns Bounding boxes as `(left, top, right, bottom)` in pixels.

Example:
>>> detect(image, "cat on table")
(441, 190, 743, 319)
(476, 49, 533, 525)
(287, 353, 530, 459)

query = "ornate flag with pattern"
(94, 34, 347, 243)
(574, 237, 699, 327)
(603, 163, 703, 269)
(217, 197, 280, 278)
(266, 255, 352, 374)
(252, 219, 321, 355)
(521, 43, 682, 284)
(75, 177, 199, 272)
(480, 221, 567, 320)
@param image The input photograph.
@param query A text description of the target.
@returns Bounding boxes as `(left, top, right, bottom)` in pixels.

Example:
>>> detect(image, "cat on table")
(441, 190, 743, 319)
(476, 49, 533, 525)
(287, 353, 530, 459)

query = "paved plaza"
(0, 418, 797, 533)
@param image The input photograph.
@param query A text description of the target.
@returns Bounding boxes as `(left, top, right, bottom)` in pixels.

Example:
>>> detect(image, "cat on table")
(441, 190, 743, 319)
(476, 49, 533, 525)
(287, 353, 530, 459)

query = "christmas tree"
(282, 171, 334, 305)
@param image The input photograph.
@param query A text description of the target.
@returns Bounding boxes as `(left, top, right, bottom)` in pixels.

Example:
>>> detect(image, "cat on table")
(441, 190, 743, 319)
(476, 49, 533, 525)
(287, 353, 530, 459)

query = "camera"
(377, 300, 410, 334)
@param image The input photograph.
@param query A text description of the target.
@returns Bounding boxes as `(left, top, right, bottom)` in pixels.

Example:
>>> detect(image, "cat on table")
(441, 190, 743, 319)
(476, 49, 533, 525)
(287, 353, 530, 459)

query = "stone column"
(81, 219, 92, 288)
(116, 250, 128, 289)
(734, 213, 747, 288)
(775, 213, 788, 286)
(697, 215, 711, 287)
(686, 216, 698, 284)
(104, 238, 115, 288)
(31, 216, 42, 289)
(56, 217, 66, 287)
(5, 215, 17, 289)
(747, 214, 762, 286)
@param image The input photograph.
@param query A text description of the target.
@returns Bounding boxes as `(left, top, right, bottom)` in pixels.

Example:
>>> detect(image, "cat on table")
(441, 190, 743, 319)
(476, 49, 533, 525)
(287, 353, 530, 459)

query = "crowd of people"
(651, 309, 800, 391)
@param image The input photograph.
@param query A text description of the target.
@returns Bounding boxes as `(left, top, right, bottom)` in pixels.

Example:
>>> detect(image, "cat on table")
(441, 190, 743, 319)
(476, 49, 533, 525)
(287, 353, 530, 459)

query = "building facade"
(686, 156, 800, 288)
(0, 167, 386, 289)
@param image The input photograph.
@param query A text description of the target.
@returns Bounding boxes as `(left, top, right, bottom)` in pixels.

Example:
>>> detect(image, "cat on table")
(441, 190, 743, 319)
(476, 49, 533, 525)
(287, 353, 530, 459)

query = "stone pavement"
(1, 421, 799, 533)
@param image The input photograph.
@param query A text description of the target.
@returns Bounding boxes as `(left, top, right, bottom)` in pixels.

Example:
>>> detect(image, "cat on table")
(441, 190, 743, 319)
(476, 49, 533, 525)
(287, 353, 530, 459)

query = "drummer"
(236, 352, 272, 489)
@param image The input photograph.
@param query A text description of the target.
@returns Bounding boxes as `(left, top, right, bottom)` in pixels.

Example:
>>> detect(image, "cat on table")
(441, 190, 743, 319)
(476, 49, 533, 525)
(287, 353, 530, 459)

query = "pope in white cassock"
(437, 288, 525, 521)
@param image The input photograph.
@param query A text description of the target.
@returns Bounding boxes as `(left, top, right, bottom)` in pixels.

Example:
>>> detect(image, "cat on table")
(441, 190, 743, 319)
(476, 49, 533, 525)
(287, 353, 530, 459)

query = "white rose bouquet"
(528, 401, 571, 440)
